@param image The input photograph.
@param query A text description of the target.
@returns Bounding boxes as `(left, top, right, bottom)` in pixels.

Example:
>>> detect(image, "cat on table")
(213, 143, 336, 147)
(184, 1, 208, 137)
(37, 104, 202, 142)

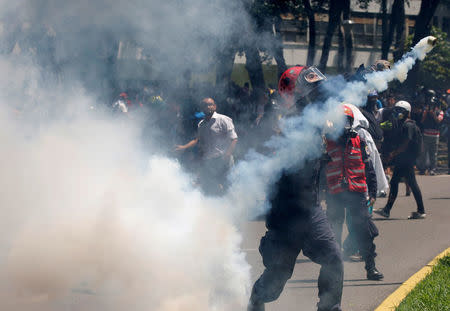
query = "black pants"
(250, 207, 343, 311)
(326, 191, 378, 269)
(386, 165, 425, 214)
(197, 156, 233, 195)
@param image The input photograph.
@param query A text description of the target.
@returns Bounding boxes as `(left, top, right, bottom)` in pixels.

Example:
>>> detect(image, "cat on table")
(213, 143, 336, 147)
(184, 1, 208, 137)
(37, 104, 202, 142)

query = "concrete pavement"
(242, 175, 450, 311)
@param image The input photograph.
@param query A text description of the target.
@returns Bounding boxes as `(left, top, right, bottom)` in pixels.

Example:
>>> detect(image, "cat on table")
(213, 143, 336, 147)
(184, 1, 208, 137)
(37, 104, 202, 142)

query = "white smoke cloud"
(0, 0, 436, 308)
(0, 94, 250, 310)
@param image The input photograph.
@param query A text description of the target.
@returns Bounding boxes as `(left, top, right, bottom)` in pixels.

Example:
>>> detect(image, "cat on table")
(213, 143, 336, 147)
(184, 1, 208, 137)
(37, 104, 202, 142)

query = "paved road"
(241, 175, 450, 311)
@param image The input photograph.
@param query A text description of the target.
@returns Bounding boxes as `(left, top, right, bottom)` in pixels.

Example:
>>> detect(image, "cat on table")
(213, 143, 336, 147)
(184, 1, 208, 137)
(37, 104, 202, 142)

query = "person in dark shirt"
(359, 90, 384, 149)
(248, 66, 343, 311)
(374, 101, 425, 219)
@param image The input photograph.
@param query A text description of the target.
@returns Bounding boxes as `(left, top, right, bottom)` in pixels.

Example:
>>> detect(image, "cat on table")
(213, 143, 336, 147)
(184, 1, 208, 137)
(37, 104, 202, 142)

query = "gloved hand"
(380, 120, 392, 130)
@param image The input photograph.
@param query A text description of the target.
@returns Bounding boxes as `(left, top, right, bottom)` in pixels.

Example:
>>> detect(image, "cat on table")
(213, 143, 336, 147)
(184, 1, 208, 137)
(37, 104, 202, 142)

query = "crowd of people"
(7, 56, 445, 310)
(109, 74, 450, 180)
(107, 63, 449, 311)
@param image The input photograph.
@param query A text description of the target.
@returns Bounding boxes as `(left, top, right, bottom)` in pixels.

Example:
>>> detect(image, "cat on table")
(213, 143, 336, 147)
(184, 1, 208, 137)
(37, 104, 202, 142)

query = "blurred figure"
(112, 92, 130, 114)
(444, 93, 450, 174)
(175, 98, 238, 195)
(417, 89, 444, 175)
(374, 101, 426, 219)
(386, 93, 396, 108)
(360, 90, 383, 149)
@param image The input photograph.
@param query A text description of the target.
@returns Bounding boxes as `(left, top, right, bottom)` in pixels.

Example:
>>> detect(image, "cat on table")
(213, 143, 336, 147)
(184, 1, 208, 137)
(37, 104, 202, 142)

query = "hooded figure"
(347, 104, 389, 195)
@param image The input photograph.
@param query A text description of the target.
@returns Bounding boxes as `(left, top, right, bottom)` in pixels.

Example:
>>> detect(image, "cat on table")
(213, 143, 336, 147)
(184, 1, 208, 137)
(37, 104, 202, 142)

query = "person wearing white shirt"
(176, 98, 238, 194)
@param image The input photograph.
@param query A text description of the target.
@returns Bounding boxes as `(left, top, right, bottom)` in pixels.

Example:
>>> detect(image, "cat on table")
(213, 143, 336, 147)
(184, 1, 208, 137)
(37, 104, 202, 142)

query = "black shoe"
(374, 208, 390, 218)
(408, 212, 426, 219)
(405, 191, 411, 196)
(367, 267, 384, 280)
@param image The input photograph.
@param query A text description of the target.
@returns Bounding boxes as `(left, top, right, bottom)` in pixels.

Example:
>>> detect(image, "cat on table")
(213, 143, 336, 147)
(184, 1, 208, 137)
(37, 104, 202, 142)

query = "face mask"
(393, 107, 408, 120)
(339, 118, 357, 141)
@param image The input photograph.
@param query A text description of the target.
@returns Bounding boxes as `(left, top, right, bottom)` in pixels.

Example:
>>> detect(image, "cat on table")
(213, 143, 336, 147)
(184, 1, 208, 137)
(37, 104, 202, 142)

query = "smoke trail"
(0, 0, 436, 308)
(226, 36, 437, 219)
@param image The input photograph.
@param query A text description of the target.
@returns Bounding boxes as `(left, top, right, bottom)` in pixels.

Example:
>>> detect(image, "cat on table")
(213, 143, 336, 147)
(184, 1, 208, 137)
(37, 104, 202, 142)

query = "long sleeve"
(361, 139, 377, 198)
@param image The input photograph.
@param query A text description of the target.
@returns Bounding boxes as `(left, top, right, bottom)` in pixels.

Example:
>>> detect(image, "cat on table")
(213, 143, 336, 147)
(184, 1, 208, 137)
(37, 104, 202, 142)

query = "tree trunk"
(342, 0, 353, 72)
(273, 17, 288, 80)
(302, 0, 316, 66)
(245, 44, 266, 92)
(392, 0, 405, 61)
(337, 20, 345, 72)
(407, 0, 440, 90)
(215, 46, 236, 101)
(383, 0, 406, 62)
(412, 0, 441, 45)
(318, 0, 344, 72)
(381, 0, 389, 59)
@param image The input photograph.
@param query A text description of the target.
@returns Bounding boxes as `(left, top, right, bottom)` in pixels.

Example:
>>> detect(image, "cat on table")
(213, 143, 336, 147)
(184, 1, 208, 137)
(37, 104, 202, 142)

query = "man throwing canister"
(248, 66, 343, 311)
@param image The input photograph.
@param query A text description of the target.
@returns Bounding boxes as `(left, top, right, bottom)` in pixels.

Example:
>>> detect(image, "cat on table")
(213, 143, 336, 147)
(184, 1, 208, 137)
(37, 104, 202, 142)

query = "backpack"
(405, 119, 423, 157)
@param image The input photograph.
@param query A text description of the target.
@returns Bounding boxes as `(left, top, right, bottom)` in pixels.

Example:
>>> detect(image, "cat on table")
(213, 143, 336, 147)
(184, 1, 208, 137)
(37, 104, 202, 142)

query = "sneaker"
(343, 250, 363, 262)
(429, 170, 436, 176)
(408, 212, 426, 219)
(419, 171, 425, 175)
(374, 208, 390, 218)
(349, 253, 363, 262)
(405, 191, 411, 197)
(367, 267, 384, 280)
(378, 191, 387, 198)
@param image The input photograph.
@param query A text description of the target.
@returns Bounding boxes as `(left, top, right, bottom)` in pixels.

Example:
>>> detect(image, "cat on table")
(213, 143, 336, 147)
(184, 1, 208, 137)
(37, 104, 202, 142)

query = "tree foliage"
(405, 27, 450, 91)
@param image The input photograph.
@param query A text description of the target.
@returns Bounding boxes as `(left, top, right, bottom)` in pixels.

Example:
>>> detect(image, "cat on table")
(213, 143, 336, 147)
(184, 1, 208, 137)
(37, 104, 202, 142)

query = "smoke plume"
(0, 0, 436, 309)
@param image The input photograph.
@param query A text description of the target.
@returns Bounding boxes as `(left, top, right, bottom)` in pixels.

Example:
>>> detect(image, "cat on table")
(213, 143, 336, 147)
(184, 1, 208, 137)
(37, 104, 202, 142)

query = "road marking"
(374, 247, 450, 311)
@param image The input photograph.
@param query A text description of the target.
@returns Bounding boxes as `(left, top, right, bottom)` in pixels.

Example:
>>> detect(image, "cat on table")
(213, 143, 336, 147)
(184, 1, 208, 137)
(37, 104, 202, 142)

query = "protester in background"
(386, 93, 396, 108)
(347, 104, 389, 199)
(374, 101, 426, 219)
(324, 104, 383, 280)
(417, 89, 444, 175)
(175, 98, 238, 195)
(112, 92, 130, 114)
(359, 90, 383, 149)
(444, 97, 450, 175)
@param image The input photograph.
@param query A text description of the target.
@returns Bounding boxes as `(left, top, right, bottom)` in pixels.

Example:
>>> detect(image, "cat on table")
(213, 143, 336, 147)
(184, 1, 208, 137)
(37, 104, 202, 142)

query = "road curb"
(374, 247, 450, 311)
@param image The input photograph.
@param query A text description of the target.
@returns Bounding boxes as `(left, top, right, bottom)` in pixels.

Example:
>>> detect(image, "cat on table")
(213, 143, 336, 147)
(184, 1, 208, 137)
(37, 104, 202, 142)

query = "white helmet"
(395, 100, 411, 112)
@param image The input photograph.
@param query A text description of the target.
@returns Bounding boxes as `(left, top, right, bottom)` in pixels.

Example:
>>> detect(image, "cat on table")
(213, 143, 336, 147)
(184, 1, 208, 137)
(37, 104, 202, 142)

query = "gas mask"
(343, 117, 357, 138)
(393, 106, 408, 121)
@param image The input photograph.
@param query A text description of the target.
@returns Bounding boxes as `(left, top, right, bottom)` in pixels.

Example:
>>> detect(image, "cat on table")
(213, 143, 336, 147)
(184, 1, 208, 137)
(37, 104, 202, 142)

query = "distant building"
(235, 0, 450, 69)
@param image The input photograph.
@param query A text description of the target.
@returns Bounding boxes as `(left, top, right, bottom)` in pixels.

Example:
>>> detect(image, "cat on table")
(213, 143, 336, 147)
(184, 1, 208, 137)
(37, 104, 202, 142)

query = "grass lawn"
(396, 255, 450, 311)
